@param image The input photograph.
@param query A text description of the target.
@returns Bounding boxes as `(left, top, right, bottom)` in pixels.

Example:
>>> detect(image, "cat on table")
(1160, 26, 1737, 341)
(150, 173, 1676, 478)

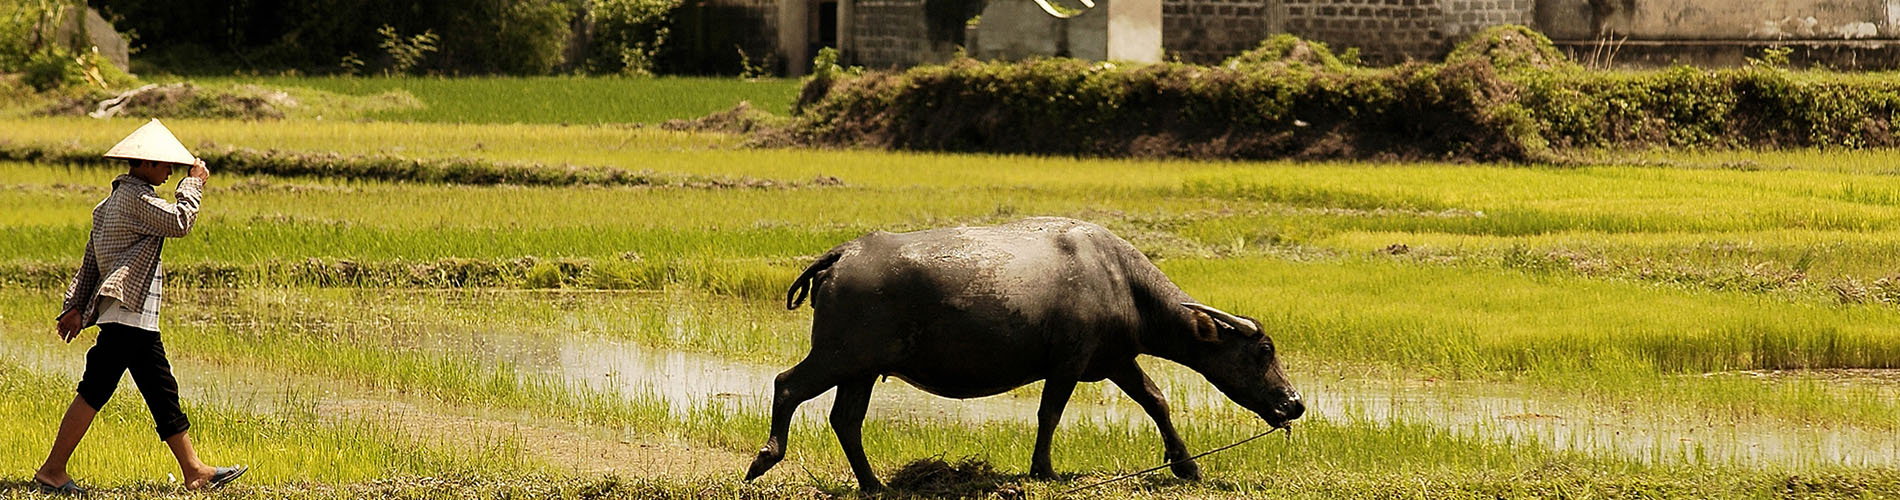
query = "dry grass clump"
(886, 457, 1017, 498)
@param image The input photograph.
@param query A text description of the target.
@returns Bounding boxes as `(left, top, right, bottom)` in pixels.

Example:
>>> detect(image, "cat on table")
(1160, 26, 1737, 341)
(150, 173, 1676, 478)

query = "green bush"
(2, 0, 139, 92)
(1223, 34, 1346, 72)
(587, 0, 681, 76)
(1444, 24, 1577, 74)
(796, 27, 1900, 161)
(799, 56, 1546, 162)
(22, 50, 83, 91)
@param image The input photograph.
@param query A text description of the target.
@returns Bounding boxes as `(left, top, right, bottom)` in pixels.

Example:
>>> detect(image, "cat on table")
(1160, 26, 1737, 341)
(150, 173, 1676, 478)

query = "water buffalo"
(743, 217, 1304, 490)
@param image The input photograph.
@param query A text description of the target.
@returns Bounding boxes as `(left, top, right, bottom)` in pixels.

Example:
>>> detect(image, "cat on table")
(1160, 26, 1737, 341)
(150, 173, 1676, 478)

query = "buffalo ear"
(1190, 310, 1221, 343)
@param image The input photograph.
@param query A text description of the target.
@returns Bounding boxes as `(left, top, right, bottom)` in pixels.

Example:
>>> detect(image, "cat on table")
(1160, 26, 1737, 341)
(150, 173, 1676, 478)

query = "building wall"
(1162, 0, 1274, 64)
(1442, 0, 1536, 41)
(1272, 0, 1533, 64)
(851, 0, 934, 68)
(831, 0, 1900, 72)
(1538, 0, 1900, 41)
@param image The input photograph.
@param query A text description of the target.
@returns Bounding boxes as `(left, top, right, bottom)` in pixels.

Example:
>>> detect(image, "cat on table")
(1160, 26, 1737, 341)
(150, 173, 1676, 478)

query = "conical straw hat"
(102, 119, 195, 165)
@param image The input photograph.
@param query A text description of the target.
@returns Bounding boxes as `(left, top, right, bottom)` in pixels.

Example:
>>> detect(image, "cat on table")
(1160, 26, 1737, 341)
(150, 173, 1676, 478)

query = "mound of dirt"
(1223, 34, 1347, 71)
(886, 457, 1018, 498)
(660, 101, 785, 134)
(41, 82, 292, 120)
(1445, 24, 1578, 73)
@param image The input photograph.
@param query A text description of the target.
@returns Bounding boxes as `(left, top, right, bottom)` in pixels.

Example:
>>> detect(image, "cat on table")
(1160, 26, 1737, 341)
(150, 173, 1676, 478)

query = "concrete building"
(715, 0, 1900, 74)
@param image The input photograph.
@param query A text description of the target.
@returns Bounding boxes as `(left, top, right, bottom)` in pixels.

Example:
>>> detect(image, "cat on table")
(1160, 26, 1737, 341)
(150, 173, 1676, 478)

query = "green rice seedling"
(0, 360, 538, 487)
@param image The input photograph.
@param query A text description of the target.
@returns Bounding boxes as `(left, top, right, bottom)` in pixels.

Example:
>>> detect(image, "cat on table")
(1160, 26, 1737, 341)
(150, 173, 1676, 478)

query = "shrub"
(795, 26, 1900, 161)
(587, 0, 682, 76)
(376, 24, 439, 75)
(22, 50, 84, 91)
(799, 56, 1548, 162)
(1223, 34, 1346, 72)
(1444, 24, 1577, 74)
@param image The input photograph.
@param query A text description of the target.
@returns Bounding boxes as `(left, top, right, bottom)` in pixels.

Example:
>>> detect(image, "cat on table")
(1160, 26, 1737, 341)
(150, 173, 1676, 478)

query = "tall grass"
(1169, 257, 1900, 374)
(0, 360, 536, 487)
(3, 288, 1892, 499)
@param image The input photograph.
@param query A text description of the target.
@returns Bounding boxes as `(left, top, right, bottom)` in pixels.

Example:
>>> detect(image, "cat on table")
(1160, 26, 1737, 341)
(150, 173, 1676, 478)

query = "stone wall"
(1162, 0, 1274, 64)
(851, 0, 934, 68)
(1279, 0, 1444, 64)
(1442, 0, 1535, 41)
(1274, 0, 1533, 64)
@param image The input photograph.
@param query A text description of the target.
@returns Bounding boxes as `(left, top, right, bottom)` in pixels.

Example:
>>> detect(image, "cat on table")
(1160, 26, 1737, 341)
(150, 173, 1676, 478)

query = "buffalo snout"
(1267, 389, 1305, 426)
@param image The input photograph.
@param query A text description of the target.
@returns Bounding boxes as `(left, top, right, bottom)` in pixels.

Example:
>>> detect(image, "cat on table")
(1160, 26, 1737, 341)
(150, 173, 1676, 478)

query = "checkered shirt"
(61, 173, 203, 327)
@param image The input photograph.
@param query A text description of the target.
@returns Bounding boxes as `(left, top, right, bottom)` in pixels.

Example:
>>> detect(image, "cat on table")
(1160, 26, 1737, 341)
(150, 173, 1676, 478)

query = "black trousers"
(76, 323, 190, 440)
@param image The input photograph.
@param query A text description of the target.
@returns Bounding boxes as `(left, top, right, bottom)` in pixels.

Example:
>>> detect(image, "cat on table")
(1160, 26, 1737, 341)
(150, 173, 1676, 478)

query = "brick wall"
(1441, 0, 1535, 41)
(1273, 0, 1532, 63)
(852, 0, 933, 68)
(1163, 0, 1274, 64)
(1280, 0, 1446, 64)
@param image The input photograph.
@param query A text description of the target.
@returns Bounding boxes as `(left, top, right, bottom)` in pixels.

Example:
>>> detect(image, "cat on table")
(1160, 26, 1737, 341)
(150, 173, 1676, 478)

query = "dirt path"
(319, 398, 758, 478)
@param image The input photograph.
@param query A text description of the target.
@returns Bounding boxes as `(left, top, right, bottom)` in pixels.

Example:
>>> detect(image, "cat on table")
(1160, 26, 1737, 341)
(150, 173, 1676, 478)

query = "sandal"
(204, 465, 247, 490)
(34, 477, 86, 496)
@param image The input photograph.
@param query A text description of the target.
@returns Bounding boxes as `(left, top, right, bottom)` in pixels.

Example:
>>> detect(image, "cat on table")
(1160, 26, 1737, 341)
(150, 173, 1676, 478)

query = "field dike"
(0, 142, 844, 189)
(792, 26, 1900, 162)
(1, 256, 800, 301)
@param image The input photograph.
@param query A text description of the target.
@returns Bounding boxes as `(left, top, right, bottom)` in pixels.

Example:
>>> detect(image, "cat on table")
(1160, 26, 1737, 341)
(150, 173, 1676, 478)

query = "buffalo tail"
(786, 250, 843, 310)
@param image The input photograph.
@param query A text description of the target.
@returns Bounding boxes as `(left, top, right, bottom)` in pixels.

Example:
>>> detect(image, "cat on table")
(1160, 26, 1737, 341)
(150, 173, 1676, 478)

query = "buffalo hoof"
(1169, 458, 1203, 481)
(744, 447, 783, 481)
(1030, 464, 1058, 480)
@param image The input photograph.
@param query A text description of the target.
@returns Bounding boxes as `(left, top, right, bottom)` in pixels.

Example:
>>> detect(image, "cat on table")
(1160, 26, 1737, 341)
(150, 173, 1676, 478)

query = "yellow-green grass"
(6, 275, 1896, 438)
(0, 360, 536, 488)
(187, 76, 805, 124)
(9, 115, 1900, 494)
(5, 290, 1890, 499)
(7, 152, 1900, 243)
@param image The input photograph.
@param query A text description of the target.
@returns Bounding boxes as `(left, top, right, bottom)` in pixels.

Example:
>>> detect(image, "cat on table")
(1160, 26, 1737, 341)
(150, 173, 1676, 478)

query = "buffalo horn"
(1181, 302, 1261, 337)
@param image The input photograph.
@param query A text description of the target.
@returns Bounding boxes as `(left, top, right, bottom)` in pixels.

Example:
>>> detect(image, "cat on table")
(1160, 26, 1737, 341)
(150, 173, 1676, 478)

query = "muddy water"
(415, 330, 1900, 468)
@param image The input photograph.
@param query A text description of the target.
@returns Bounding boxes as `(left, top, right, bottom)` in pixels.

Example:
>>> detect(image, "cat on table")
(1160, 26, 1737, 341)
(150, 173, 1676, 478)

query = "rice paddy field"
(2, 77, 1899, 498)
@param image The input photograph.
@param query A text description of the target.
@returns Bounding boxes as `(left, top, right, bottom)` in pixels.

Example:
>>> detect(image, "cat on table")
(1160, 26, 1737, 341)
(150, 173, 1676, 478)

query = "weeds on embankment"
(191, 76, 806, 125)
(797, 25, 1900, 162)
(0, 142, 838, 189)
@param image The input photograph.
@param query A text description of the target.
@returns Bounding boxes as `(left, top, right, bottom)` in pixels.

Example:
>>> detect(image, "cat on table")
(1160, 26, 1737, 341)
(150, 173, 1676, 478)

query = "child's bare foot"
(184, 465, 247, 490)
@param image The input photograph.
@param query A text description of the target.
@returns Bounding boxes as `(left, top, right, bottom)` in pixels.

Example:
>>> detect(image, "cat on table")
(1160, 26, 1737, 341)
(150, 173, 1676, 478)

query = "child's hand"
(56, 309, 83, 343)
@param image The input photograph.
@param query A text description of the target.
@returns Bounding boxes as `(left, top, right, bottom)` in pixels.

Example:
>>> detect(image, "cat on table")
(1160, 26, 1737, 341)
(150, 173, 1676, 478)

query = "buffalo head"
(1181, 302, 1304, 427)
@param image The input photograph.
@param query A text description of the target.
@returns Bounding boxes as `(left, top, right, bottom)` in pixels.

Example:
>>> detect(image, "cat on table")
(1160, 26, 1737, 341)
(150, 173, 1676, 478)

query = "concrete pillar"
(779, 0, 810, 76)
(839, 0, 855, 64)
(1106, 0, 1162, 62)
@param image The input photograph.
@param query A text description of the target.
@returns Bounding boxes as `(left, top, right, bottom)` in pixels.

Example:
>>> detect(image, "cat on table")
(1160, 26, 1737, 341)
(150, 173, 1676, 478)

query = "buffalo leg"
(744, 358, 843, 481)
(1110, 363, 1201, 480)
(830, 375, 882, 490)
(1029, 378, 1077, 479)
